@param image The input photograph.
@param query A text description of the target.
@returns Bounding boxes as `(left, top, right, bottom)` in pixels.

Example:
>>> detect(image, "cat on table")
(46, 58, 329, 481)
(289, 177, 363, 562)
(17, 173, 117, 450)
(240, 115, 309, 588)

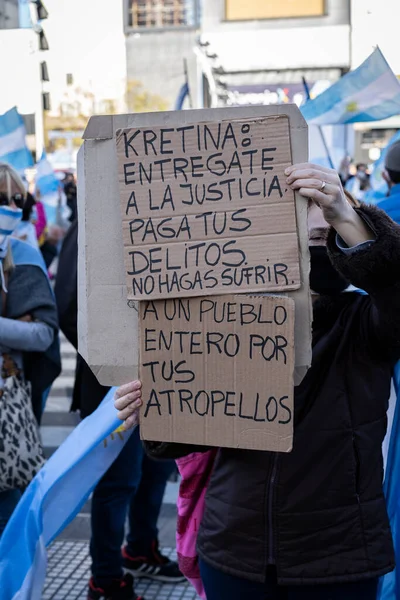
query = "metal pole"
(184, 57, 193, 109)
(302, 76, 335, 169)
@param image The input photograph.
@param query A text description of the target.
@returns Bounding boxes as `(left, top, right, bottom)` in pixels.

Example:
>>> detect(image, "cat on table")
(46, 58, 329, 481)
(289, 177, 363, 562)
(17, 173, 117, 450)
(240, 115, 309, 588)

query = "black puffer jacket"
(146, 204, 400, 585)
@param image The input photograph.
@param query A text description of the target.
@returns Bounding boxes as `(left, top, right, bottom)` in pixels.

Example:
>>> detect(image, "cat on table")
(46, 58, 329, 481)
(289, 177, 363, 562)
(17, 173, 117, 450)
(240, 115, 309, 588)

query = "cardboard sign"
(116, 115, 300, 300)
(78, 105, 311, 387)
(139, 294, 295, 452)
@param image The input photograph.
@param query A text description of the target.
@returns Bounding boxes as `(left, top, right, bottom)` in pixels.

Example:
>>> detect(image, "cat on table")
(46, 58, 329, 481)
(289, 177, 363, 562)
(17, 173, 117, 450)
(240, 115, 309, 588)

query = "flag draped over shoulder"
(300, 48, 400, 125)
(0, 107, 33, 173)
(0, 389, 134, 600)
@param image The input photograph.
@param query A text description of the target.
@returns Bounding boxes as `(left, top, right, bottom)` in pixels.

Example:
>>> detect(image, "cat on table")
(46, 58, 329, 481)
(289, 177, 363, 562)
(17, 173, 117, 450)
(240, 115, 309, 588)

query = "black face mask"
(309, 246, 349, 295)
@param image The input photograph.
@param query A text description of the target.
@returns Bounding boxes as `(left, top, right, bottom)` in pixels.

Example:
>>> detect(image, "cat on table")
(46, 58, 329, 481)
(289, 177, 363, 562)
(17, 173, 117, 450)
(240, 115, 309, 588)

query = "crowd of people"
(0, 141, 400, 600)
(0, 163, 80, 535)
(338, 157, 372, 201)
(0, 162, 185, 600)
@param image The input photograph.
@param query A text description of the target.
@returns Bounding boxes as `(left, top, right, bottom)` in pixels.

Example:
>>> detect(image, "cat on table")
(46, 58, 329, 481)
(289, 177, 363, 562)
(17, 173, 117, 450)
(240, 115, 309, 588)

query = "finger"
(115, 390, 142, 411)
(298, 187, 333, 204)
(288, 178, 333, 190)
(285, 163, 338, 176)
(290, 179, 337, 195)
(117, 398, 142, 421)
(123, 413, 139, 430)
(115, 380, 141, 399)
(286, 168, 337, 185)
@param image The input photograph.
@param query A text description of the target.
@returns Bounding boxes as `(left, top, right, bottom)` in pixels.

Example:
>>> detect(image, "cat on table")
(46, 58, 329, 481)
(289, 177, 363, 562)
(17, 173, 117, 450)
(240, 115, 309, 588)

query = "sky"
(44, 0, 127, 111)
(351, 0, 400, 75)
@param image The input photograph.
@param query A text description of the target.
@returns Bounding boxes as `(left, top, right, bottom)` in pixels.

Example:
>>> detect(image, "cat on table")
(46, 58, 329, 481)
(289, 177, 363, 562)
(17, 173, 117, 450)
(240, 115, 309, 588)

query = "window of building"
(128, 0, 198, 29)
(225, 0, 325, 21)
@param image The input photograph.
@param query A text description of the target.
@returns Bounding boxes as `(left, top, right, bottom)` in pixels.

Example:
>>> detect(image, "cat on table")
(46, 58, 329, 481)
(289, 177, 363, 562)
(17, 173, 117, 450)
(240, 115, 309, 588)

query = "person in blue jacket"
(0, 162, 61, 537)
(378, 141, 400, 223)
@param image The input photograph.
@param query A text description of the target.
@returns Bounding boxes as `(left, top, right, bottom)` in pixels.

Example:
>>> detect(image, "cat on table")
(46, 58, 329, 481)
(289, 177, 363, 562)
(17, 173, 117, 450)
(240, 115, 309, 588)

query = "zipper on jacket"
(267, 453, 279, 564)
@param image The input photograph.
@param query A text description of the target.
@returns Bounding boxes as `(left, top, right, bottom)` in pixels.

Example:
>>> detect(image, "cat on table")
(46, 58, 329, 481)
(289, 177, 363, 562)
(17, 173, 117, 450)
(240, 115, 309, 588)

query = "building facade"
(123, 0, 351, 112)
(124, 0, 201, 110)
(0, 1, 51, 158)
(0, 0, 20, 29)
(123, 0, 352, 161)
(123, 0, 400, 164)
(198, 0, 351, 164)
(199, 0, 350, 109)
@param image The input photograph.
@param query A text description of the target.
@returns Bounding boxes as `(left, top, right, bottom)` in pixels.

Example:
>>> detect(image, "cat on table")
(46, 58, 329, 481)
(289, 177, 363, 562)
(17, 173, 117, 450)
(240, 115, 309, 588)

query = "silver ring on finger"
(320, 180, 327, 192)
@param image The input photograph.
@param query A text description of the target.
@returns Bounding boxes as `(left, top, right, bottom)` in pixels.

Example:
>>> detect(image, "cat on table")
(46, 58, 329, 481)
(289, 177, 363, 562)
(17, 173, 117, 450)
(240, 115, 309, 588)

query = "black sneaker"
(122, 541, 186, 583)
(87, 573, 144, 600)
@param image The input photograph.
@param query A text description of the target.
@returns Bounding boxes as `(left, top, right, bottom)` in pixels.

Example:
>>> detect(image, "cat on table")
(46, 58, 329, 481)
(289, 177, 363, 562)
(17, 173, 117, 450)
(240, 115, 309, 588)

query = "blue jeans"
(199, 560, 379, 600)
(0, 489, 22, 537)
(90, 427, 175, 584)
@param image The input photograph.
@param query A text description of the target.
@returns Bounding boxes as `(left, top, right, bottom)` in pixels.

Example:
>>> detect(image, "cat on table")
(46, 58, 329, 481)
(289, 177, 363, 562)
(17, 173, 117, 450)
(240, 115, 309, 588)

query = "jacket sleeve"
(327, 203, 400, 358)
(143, 440, 212, 460)
(0, 318, 54, 352)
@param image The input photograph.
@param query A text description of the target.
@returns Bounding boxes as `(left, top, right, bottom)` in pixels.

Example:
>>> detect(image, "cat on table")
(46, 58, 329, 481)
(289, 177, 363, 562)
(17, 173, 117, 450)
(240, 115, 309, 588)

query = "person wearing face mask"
(0, 163, 61, 538)
(113, 162, 400, 600)
(345, 162, 371, 201)
(376, 141, 400, 224)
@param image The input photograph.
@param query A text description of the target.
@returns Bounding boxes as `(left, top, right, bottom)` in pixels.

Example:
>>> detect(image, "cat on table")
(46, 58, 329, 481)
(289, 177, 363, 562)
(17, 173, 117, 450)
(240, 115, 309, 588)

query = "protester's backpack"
(175, 449, 217, 599)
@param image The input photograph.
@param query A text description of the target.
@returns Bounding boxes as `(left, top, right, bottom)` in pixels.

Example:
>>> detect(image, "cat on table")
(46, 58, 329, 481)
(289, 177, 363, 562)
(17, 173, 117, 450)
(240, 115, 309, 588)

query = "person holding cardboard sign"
(115, 162, 400, 600)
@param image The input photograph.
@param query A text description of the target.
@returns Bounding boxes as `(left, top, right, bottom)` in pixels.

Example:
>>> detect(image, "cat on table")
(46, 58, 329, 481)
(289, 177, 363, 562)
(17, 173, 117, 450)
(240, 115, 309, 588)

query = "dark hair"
(356, 163, 368, 171)
(22, 192, 36, 222)
(387, 168, 400, 185)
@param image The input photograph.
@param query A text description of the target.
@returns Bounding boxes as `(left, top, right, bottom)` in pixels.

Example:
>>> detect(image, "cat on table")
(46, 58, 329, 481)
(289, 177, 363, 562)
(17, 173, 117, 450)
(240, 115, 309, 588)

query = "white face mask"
(0, 205, 23, 249)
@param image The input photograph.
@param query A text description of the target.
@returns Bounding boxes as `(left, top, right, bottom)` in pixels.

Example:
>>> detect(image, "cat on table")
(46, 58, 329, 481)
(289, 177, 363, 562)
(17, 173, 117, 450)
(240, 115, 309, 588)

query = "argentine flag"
(0, 388, 134, 600)
(301, 48, 400, 125)
(0, 206, 24, 239)
(175, 82, 190, 111)
(35, 151, 65, 225)
(0, 107, 33, 173)
(378, 343, 400, 600)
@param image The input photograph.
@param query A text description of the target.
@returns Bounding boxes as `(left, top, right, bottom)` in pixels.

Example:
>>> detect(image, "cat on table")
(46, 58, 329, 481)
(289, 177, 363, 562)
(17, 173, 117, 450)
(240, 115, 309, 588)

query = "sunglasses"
(0, 192, 24, 209)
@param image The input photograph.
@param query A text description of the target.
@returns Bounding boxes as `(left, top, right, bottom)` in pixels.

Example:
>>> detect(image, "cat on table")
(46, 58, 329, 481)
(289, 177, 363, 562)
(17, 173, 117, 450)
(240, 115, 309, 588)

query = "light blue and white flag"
(301, 48, 400, 125)
(175, 82, 190, 111)
(35, 151, 65, 225)
(35, 151, 60, 198)
(0, 206, 23, 240)
(367, 194, 400, 600)
(378, 364, 400, 600)
(18, 0, 32, 28)
(0, 388, 134, 600)
(0, 107, 33, 173)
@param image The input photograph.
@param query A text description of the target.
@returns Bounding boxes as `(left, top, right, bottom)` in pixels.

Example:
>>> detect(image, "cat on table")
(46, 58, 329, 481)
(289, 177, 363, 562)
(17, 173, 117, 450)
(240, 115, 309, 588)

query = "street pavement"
(40, 336, 199, 599)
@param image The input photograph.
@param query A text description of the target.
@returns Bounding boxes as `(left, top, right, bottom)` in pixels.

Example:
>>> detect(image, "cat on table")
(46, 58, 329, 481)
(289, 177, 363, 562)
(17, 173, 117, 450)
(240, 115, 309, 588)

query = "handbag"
(0, 279, 45, 492)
